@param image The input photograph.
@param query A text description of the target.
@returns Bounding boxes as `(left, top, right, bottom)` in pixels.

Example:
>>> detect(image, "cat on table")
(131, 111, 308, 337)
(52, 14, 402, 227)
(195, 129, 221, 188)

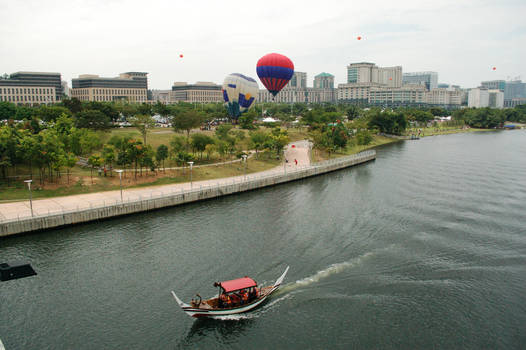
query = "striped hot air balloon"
(222, 73, 259, 120)
(256, 53, 294, 97)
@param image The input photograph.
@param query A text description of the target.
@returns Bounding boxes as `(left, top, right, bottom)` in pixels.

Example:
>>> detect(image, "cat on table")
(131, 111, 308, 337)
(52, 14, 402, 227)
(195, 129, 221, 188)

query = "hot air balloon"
(357, 36, 362, 40)
(492, 67, 496, 71)
(180, 54, 184, 58)
(222, 73, 259, 121)
(256, 53, 294, 97)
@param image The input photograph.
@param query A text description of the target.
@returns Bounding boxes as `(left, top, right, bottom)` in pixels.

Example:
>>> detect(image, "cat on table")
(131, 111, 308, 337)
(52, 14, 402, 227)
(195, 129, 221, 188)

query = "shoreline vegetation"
(1, 99, 525, 202)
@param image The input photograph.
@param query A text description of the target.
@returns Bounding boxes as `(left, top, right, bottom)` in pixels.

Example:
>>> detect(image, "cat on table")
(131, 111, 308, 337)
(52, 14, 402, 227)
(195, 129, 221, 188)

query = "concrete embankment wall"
(0, 150, 376, 237)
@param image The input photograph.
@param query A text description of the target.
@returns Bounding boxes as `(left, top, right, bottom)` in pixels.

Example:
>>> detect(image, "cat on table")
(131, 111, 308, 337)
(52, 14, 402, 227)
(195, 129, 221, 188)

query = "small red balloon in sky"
(389, 77, 392, 80)
(492, 67, 496, 70)
(180, 54, 183, 58)
(357, 36, 362, 40)
(291, 145, 295, 148)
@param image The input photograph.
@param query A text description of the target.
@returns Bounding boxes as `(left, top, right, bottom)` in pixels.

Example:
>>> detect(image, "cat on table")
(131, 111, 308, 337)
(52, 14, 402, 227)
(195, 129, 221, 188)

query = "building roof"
(219, 277, 257, 293)
(316, 72, 334, 78)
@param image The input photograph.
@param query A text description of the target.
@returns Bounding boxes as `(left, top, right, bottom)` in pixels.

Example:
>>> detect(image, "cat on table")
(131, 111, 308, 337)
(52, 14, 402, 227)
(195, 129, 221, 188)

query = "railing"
(0, 150, 376, 226)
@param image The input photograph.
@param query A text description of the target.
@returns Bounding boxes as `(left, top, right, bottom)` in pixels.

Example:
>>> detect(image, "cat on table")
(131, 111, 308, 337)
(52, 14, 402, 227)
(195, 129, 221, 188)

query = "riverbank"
(0, 150, 375, 236)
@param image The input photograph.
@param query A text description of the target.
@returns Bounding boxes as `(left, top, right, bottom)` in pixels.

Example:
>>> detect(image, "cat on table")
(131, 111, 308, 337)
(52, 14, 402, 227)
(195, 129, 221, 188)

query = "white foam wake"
(281, 251, 374, 293)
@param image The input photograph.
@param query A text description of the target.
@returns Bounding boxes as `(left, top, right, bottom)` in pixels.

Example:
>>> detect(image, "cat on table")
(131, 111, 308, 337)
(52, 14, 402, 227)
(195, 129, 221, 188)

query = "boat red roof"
(220, 277, 257, 293)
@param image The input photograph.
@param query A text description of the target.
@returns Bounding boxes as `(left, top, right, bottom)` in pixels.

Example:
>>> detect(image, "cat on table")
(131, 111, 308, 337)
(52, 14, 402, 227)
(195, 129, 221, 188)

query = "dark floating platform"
(0, 261, 37, 281)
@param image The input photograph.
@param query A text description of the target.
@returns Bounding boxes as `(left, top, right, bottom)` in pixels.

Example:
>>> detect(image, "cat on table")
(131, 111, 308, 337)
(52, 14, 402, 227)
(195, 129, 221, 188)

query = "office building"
(481, 80, 505, 91)
(171, 82, 222, 103)
(337, 82, 381, 102)
(468, 88, 489, 108)
(258, 87, 336, 104)
(368, 85, 426, 106)
(71, 72, 148, 102)
(314, 73, 334, 89)
(150, 89, 172, 104)
(347, 62, 402, 87)
(289, 72, 307, 88)
(425, 88, 462, 106)
(0, 71, 62, 104)
(403, 72, 438, 90)
(488, 89, 504, 108)
(504, 80, 526, 100)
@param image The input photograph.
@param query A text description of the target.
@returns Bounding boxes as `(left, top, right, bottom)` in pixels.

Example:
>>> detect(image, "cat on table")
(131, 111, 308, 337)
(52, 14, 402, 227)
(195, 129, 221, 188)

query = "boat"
(171, 266, 289, 318)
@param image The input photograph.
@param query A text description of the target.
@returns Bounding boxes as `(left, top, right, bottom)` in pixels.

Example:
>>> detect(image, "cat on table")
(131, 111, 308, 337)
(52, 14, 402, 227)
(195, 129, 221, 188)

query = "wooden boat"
(171, 266, 289, 318)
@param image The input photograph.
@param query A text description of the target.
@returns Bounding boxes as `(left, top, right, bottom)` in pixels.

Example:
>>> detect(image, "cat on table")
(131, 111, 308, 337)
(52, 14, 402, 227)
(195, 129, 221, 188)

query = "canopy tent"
(219, 277, 257, 293)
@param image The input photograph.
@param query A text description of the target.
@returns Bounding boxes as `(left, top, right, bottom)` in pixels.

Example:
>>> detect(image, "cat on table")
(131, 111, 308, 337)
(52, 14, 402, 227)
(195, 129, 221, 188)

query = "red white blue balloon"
(256, 53, 294, 97)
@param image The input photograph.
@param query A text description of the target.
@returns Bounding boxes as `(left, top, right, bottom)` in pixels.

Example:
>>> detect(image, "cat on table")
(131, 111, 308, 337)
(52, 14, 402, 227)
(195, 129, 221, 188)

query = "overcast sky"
(1, 0, 525, 90)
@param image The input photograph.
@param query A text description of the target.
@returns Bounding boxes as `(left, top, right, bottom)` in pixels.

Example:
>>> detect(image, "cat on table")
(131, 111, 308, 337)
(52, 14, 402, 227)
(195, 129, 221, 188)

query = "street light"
(115, 170, 123, 202)
(24, 179, 33, 217)
(241, 154, 247, 180)
(188, 161, 194, 188)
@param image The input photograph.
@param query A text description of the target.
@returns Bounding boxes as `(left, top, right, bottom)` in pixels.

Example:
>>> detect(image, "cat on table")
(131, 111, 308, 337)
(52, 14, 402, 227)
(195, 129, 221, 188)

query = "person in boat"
(240, 289, 249, 305)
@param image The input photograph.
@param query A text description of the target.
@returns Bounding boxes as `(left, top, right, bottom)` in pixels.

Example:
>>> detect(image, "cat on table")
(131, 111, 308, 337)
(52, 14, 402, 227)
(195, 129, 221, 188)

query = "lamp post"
(242, 154, 247, 180)
(116, 170, 123, 202)
(188, 161, 194, 188)
(24, 179, 33, 217)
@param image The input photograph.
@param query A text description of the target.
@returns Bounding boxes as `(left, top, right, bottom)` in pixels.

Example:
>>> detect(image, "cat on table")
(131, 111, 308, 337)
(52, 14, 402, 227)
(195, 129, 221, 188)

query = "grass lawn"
(311, 135, 399, 162)
(0, 155, 281, 202)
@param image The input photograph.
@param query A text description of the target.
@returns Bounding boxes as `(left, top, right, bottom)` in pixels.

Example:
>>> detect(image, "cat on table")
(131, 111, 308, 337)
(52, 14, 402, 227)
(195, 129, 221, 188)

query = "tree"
(355, 130, 373, 145)
(171, 110, 204, 147)
(170, 135, 186, 162)
(0, 101, 17, 120)
(205, 143, 216, 160)
(130, 114, 155, 144)
(346, 105, 360, 120)
(102, 144, 116, 176)
(215, 124, 233, 140)
(238, 109, 257, 129)
(87, 154, 101, 184)
(249, 130, 268, 158)
(35, 105, 72, 122)
(190, 133, 214, 160)
(62, 97, 83, 114)
(64, 152, 77, 184)
(156, 144, 168, 172)
(75, 110, 111, 130)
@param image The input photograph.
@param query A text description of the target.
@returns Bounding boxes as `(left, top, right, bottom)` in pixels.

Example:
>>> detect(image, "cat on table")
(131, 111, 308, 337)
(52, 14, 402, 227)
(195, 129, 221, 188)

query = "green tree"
(75, 110, 111, 130)
(172, 110, 204, 148)
(102, 144, 116, 176)
(87, 154, 101, 184)
(190, 133, 214, 160)
(215, 124, 234, 140)
(130, 114, 155, 144)
(156, 144, 169, 172)
(64, 152, 78, 184)
(249, 130, 268, 158)
(0, 101, 16, 120)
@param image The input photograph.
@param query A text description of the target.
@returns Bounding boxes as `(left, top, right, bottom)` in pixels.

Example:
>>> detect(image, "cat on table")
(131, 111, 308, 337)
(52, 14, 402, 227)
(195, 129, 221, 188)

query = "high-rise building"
(481, 80, 505, 91)
(314, 73, 334, 89)
(368, 85, 426, 106)
(488, 89, 504, 108)
(0, 71, 62, 104)
(171, 82, 222, 103)
(288, 72, 307, 88)
(71, 72, 148, 102)
(347, 62, 401, 87)
(504, 80, 526, 100)
(468, 88, 489, 108)
(402, 72, 438, 90)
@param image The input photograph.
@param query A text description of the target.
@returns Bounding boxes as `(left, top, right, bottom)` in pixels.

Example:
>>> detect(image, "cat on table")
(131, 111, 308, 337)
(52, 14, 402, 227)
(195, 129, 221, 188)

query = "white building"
(488, 89, 504, 108)
(468, 88, 489, 108)
(346, 62, 402, 88)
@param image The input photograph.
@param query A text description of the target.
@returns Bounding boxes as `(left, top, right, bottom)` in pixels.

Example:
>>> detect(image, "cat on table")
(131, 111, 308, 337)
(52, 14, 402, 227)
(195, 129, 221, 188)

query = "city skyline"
(1, 0, 525, 90)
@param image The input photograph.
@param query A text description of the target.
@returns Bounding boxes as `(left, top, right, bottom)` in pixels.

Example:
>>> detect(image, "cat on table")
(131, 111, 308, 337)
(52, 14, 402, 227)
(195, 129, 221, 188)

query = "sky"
(1, 0, 525, 90)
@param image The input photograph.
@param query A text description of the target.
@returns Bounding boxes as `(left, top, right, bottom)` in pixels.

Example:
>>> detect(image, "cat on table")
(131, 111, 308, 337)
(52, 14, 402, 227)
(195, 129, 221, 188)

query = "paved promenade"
(0, 141, 312, 222)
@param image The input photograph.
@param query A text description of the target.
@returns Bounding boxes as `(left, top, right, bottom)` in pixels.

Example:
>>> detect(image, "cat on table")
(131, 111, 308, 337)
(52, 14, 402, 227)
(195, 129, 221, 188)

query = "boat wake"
(280, 251, 375, 294)
(211, 249, 382, 320)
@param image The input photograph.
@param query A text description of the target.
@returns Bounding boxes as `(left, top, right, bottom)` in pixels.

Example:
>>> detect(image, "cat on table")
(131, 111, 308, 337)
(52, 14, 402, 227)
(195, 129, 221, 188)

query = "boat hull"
(172, 266, 289, 318)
